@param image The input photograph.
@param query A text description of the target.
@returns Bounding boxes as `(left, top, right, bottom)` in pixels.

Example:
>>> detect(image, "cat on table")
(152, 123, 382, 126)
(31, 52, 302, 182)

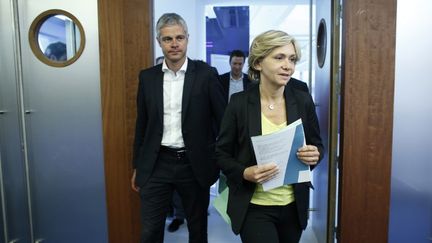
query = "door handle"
(34, 239, 44, 243)
(0, 110, 6, 114)
(24, 109, 34, 114)
(8, 239, 20, 243)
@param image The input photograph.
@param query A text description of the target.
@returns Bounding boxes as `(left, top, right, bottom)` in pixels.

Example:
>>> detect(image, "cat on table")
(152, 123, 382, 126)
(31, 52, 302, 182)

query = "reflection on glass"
(37, 14, 81, 62)
(317, 19, 327, 68)
(44, 41, 67, 61)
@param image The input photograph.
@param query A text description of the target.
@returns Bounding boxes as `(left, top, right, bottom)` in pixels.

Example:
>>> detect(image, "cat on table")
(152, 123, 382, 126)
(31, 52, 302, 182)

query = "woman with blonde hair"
(216, 30, 324, 243)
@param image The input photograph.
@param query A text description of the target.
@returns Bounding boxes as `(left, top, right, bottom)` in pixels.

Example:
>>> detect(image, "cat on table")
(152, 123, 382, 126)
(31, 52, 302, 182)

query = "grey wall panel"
(311, 0, 332, 242)
(14, 0, 108, 242)
(0, 0, 32, 242)
(389, 0, 432, 242)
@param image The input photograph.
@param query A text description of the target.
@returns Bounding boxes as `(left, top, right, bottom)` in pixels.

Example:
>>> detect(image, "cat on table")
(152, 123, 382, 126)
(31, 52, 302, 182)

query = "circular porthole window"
(316, 18, 327, 68)
(29, 9, 85, 67)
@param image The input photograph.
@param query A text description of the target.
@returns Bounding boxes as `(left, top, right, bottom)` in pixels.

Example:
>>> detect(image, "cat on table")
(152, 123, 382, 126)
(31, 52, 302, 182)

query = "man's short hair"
(44, 41, 67, 61)
(156, 13, 188, 39)
(229, 50, 246, 62)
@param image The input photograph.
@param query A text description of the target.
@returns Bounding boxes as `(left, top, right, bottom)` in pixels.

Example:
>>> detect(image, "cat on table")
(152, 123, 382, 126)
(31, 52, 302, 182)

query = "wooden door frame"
(98, 0, 153, 242)
(338, 0, 397, 242)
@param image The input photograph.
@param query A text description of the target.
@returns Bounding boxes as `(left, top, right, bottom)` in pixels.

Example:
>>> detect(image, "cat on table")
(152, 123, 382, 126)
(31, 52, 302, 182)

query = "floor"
(163, 197, 319, 243)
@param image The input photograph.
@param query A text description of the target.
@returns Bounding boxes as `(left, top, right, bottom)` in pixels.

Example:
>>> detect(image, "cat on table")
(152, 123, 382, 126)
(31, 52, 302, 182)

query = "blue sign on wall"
(206, 6, 249, 64)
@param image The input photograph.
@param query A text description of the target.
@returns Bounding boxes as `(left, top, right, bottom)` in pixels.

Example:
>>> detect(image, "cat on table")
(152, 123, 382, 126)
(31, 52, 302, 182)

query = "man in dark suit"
(131, 13, 226, 243)
(287, 77, 309, 93)
(219, 50, 253, 102)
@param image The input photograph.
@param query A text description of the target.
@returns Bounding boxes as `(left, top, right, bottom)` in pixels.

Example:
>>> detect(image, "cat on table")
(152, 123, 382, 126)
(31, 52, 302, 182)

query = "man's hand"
(131, 169, 140, 192)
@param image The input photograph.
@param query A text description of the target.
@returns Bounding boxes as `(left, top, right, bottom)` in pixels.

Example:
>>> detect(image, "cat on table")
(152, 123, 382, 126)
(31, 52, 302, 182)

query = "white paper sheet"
(251, 119, 311, 191)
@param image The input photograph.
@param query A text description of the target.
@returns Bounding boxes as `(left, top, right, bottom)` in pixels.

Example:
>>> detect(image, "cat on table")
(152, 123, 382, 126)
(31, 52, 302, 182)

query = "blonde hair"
(248, 30, 301, 81)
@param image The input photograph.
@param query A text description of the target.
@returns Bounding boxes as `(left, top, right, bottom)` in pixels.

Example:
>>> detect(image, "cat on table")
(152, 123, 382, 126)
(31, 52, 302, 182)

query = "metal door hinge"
(335, 226, 340, 240)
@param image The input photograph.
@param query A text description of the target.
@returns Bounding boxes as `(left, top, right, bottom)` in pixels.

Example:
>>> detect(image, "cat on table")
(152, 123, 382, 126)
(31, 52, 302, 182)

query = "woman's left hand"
(297, 145, 320, 166)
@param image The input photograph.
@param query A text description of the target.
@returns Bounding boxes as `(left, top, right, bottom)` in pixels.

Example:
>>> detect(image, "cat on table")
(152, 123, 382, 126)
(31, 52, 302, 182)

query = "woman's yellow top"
(250, 113, 295, 206)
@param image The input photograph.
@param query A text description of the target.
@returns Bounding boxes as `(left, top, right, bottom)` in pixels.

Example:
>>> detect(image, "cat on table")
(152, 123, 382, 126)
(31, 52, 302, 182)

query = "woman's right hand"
(243, 163, 279, 183)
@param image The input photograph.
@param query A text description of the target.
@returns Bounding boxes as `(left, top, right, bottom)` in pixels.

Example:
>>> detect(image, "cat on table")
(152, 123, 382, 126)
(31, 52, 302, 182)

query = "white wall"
(392, 0, 432, 191)
(389, 0, 432, 242)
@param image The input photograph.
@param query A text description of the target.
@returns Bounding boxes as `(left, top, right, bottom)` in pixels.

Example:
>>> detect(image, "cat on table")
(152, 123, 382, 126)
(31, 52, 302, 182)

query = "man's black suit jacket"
(219, 72, 253, 102)
(215, 84, 324, 234)
(220, 73, 309, 101)
(132, 59, 226, 188)
(286, 77, 309, 93)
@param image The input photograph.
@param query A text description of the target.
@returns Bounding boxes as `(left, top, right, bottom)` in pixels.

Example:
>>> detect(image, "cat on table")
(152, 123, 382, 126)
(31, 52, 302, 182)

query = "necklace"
(259, 85, 283, 111)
